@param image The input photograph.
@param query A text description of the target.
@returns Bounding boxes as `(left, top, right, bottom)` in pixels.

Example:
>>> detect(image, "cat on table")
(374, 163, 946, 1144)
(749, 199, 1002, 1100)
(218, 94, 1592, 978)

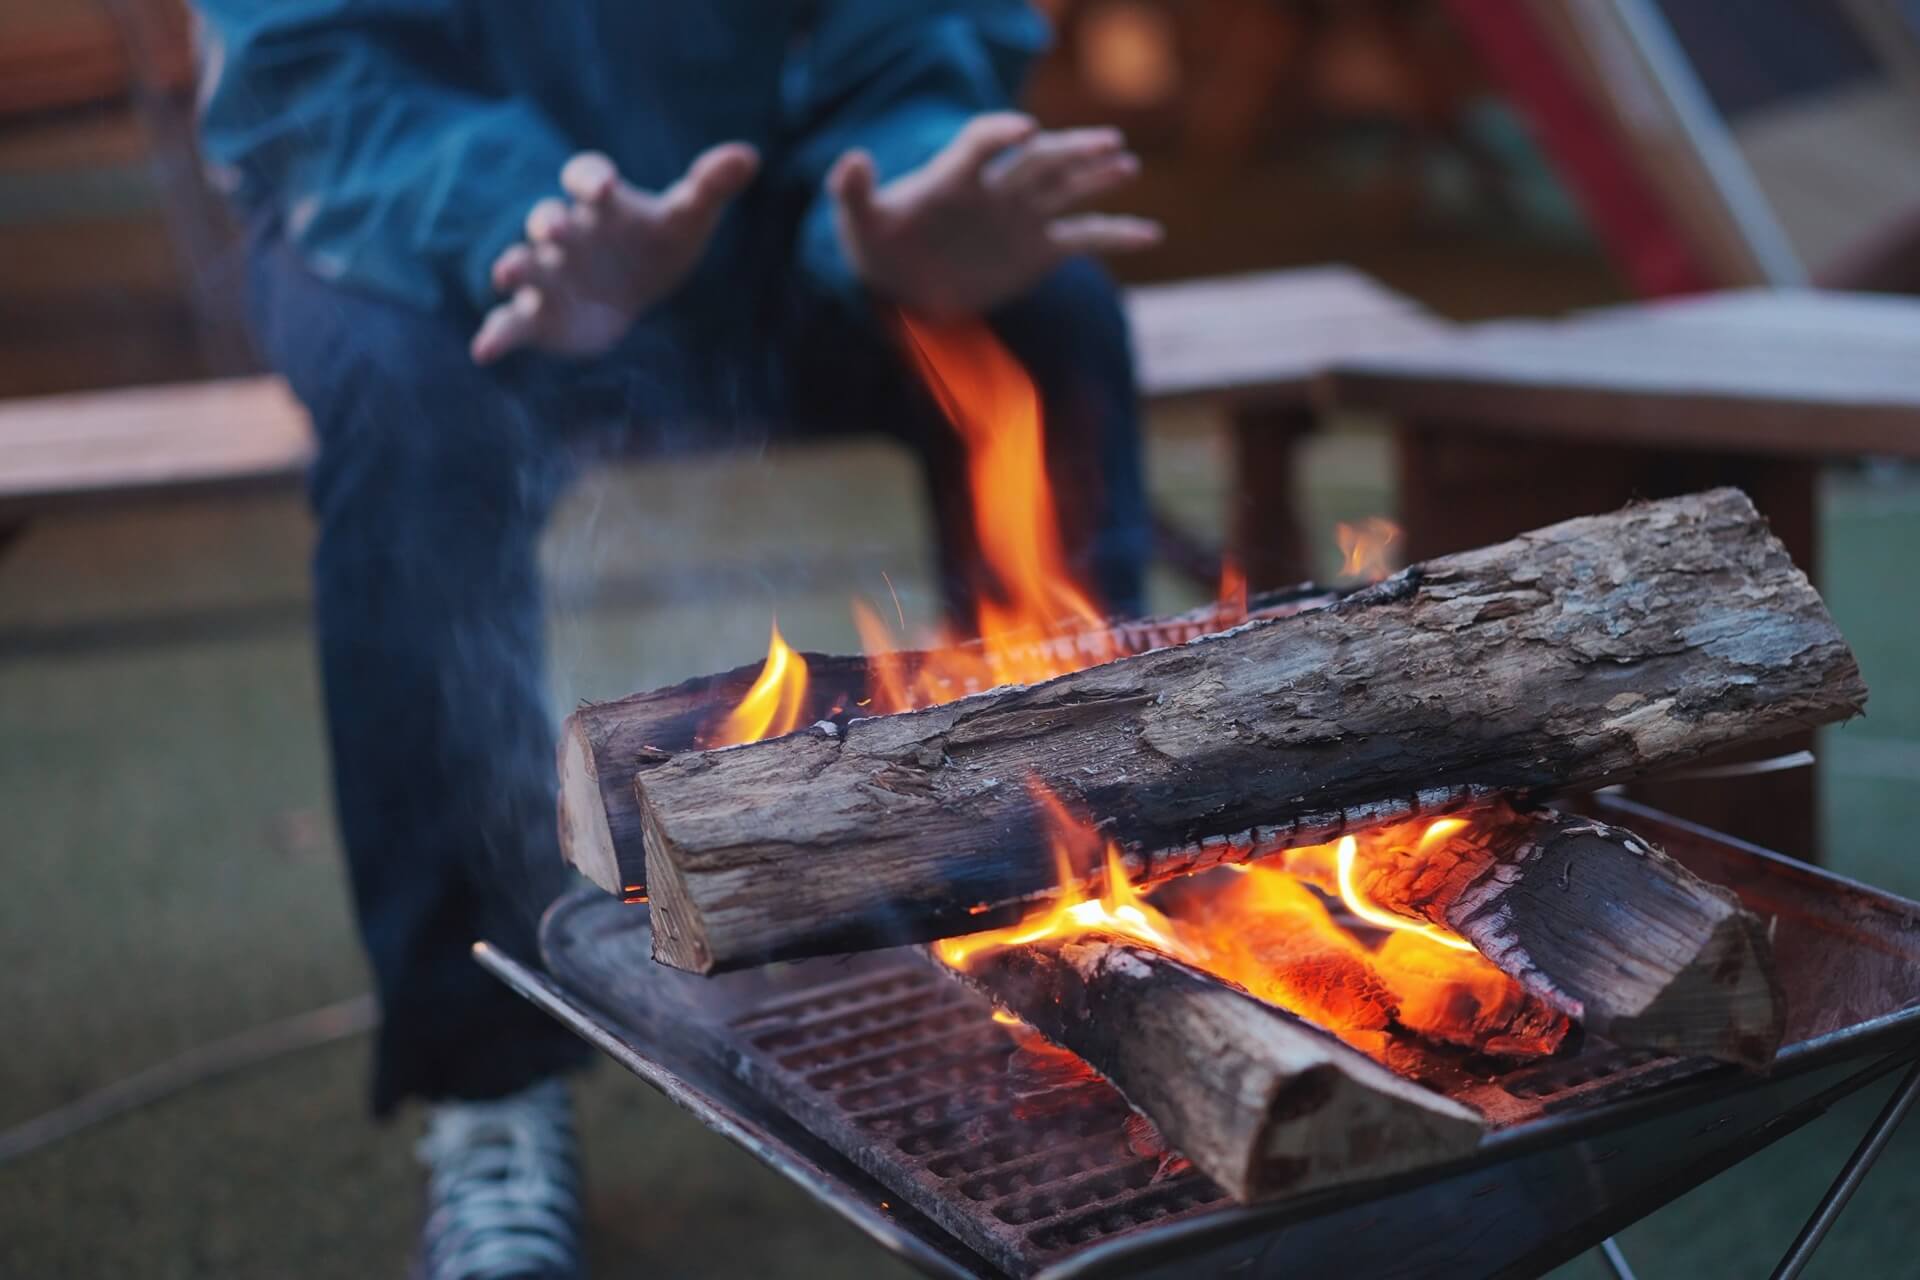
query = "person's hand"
(827, 113, 1161, 320)
(471, 142, 760, 365)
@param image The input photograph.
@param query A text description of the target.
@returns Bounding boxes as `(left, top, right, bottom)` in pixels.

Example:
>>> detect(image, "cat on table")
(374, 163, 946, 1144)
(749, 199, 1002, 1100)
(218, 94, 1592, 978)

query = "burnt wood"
(951, 938, 1486, 1204)
(1358, 812, 1788, 1067)
(637, 489, 1866, 973)
(558, 590, 1332, 898)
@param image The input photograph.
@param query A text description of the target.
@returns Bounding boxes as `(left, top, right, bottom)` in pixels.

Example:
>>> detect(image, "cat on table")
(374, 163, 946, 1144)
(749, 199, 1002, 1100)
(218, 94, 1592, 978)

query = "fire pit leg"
(1769, 1058, 1920, 1280)
(1594, 1237, 1638, 1280)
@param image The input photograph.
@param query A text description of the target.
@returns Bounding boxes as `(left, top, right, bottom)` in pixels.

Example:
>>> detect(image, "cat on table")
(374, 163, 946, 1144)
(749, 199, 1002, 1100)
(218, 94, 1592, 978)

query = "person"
(192, 3, 1159, 1276)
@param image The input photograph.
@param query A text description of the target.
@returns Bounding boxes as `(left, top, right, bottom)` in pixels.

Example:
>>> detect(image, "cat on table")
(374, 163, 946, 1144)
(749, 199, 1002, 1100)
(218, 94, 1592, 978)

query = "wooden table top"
(1326, 289, 1920, 458)
(1127, 265, 1448, 407)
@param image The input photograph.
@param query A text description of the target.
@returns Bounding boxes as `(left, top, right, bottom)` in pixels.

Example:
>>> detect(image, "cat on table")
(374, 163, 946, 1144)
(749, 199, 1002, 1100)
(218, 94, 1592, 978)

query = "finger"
(490, 243, 533, 293)
(662, 141, 760, 222)
(827, 149, 880, 227)
(984, 127, 1126, 197)
(942, 112, 1040, 182)
(492, 241, 570, 293)
(1030, 151, 1141, 217)
(524, 197, 570, 243)
(1046, 213, 1164, 256)
(470, 287, 545, 365)
(560, 151, 619, 206)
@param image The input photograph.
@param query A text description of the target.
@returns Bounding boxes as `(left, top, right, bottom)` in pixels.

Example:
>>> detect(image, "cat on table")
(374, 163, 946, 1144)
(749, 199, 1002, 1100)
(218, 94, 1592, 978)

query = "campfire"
(550, 313, 1868, 1231)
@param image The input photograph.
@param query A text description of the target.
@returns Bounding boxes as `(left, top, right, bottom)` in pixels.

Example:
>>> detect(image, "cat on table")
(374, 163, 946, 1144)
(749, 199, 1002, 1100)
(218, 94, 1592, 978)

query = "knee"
(301, 324, 563, 548)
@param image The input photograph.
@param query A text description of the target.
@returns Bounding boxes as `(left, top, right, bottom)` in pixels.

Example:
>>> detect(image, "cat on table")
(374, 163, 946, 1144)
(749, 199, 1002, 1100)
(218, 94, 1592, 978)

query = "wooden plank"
(1125, 266, 1447, 405)
(1330, 289, 1920, 458)
(0, 377, 312, 511)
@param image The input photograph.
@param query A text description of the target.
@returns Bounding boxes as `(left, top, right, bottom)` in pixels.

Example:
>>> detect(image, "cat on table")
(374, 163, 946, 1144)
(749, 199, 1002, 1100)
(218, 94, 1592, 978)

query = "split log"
(950, 938, 1486, 1203)
(637, 488, 1865, 973)
(556, 655, 870, 899)
(1354, 811, 1787, 1066)
(558, 588, 1332, 897)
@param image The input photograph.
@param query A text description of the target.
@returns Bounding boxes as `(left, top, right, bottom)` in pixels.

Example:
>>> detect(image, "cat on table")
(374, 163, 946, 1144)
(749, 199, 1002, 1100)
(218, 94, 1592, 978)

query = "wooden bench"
(0, 266, 1449, 572)
(1323, 286, 1920, 860)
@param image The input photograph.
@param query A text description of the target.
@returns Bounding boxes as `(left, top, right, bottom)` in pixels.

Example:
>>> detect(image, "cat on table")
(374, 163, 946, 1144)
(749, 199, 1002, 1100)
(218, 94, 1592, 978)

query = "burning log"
(556, 653, 870, 900)
(556, 591, 1329, 900)
(1172, 864, 1571, 1061)
(1351, 811, 1787, 1067)
(635, 489, 1864, 974)
(952, 938, 1486, 1203)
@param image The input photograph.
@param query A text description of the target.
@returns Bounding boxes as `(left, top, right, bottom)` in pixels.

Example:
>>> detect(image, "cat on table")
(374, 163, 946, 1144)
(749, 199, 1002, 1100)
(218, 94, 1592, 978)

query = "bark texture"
(558, 594, 1328, 896)
(639, 489, 1865, 973)
(1358, 811, 1788, 1066)
(951, 939, 1486, 1203)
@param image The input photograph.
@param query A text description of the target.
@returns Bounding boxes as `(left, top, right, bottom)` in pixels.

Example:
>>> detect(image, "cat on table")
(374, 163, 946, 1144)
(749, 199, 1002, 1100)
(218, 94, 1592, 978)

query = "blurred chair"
(1448, 0, 1920, 296)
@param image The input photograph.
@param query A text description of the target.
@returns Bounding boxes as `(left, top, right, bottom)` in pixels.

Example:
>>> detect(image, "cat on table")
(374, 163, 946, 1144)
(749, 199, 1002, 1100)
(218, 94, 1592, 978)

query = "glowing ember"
(932, 786, 1190, 969)
(936, 791, 1568, 1063)
(1336, 823, 1476, 952)
(1335, 516, 1402, 582)
(702, 620, 811, 747)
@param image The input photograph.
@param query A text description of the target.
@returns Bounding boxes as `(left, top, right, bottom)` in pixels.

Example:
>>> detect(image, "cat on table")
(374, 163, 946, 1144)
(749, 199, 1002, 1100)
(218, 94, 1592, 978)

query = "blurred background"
(3, 0, 1918, 1276)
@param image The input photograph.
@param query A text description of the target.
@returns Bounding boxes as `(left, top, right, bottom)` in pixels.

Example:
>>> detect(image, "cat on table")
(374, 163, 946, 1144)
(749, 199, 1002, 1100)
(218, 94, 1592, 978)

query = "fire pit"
(479, 797, 1920, 1279)
(494, 467, 1920, 1277)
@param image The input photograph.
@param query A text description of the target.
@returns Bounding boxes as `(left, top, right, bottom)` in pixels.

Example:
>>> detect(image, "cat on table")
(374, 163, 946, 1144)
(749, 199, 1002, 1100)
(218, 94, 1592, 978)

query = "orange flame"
(856, 315, 1119, 713)
(935, 792, 1566, 1061)
(1215, 556, 1248, 629)
(703, 620, 811, 747)
(1335, 516, 1402, 582)
(933, 786, 1190, 970)
(1335, 821, 1476, 952)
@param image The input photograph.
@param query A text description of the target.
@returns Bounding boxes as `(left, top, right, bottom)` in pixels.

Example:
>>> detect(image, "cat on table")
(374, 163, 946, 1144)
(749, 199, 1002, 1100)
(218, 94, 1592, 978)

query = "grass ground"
(2, 420, 1917, 1279)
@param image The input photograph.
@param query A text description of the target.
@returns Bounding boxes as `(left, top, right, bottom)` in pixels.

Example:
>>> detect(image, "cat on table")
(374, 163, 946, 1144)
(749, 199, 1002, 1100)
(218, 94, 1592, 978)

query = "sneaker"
(415, 1078, 584, 1280)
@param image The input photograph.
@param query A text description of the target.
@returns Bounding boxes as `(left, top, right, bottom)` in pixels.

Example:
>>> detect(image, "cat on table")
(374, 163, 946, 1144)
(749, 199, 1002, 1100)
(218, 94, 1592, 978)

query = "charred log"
(1356, 811, 1787, 1067)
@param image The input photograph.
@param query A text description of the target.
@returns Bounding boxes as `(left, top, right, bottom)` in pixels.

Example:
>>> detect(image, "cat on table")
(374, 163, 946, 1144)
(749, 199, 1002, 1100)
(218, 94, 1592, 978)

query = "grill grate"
(728, 965, 1231, 1275)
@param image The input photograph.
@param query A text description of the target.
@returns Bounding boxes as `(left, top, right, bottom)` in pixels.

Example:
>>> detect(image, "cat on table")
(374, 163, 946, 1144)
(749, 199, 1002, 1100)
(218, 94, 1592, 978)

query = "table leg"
(1393, 424, 1822, 860)
(1229, 404, 1315, 590)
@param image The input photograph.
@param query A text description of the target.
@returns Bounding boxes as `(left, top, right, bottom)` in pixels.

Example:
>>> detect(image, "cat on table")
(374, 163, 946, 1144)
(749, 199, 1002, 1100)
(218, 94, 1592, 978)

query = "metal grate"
(727, 965, 1230, 1276)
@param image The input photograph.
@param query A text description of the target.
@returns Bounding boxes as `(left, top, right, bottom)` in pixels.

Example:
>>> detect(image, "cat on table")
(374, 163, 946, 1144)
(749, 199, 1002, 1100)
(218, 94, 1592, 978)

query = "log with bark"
(557, 591, 1329, 898)
(557, 655, 871, 899)
(950, 937, 1487, 1203)
(635, 489, 1864, 974)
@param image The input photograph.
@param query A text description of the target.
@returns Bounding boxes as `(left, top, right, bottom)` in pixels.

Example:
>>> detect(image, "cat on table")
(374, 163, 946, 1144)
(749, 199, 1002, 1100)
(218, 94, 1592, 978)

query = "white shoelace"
(416, 1080, 581, 1280)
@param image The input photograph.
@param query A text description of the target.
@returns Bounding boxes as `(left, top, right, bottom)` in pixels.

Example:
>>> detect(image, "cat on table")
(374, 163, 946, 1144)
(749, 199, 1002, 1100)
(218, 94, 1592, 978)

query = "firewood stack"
(554, 488, 1866, 1204)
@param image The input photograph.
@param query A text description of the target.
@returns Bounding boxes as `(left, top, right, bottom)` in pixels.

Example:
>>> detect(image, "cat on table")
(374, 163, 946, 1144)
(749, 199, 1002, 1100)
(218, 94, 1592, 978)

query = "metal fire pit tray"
(476, 798, 1920, 1279)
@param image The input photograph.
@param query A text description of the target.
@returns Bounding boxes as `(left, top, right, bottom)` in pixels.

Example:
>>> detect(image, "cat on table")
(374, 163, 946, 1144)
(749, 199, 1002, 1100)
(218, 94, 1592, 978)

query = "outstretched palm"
(829, 113, 1161, 320)
(472, 143, 759, 365)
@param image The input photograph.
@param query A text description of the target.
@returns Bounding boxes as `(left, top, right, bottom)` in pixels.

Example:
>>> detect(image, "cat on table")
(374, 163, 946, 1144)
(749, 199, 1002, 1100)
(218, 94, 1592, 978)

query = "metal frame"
(1593, 1059, 1920, 1280)
(478, 798, 1920, 1278)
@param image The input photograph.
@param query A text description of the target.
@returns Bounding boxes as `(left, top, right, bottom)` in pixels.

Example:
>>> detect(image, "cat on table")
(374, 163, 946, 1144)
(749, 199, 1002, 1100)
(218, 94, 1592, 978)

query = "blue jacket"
(195, 1, 1047, 316)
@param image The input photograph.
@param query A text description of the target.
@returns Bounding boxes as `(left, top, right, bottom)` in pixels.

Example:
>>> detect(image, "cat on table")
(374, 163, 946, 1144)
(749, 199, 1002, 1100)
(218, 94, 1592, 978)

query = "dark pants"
(247, 232, 1148, 1115)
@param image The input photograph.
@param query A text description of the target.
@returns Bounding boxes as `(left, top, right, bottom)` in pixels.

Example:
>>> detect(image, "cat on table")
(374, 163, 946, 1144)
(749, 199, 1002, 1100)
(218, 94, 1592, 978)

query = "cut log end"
(557, 718, 622, 896)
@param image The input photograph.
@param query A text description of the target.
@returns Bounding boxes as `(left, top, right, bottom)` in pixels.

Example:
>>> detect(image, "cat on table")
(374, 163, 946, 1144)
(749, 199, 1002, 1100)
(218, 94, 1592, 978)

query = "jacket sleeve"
(786, 2, 1051, 304)
(195, 0, 573, 314)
